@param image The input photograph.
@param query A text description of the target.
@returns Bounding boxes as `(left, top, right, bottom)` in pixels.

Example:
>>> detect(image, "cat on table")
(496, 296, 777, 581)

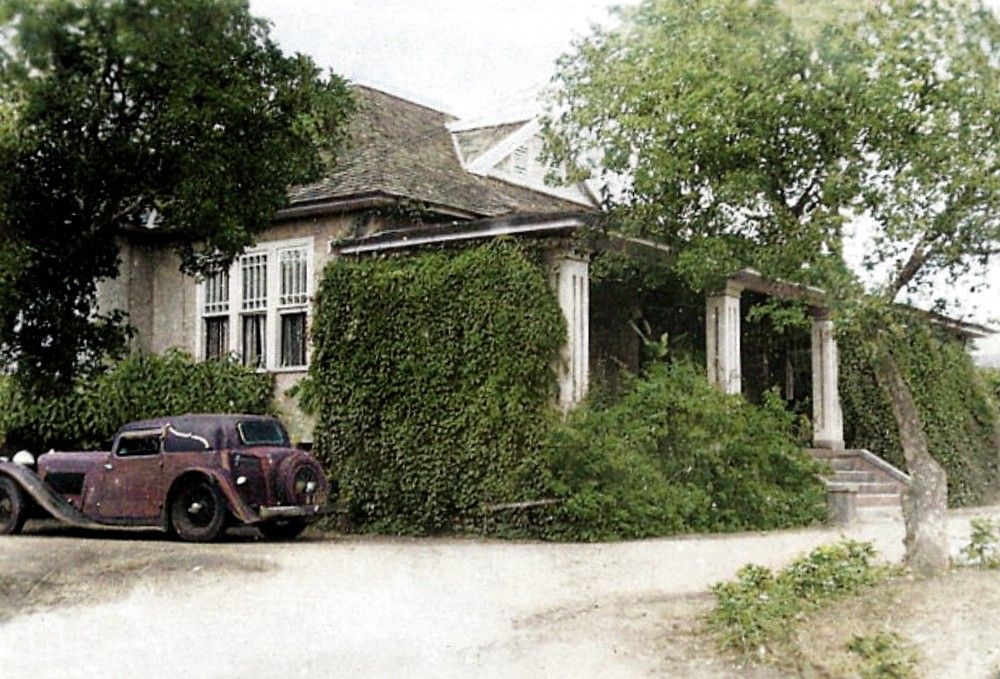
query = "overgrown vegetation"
(541, 358, 827, 540)
(0, 349, 273, 451)
(707, 539, 890, 659)
(303, 241, 565, 534)
(846, 631, 919, 679)
(306, 242, 828, 538)
(959, 518, 1000, 569)
(984, 368, 1000, 406)
(839, 314, 1000, 507)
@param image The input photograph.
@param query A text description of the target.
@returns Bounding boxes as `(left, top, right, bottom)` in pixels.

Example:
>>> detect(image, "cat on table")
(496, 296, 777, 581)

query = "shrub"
(708, 539, 888, 657)
(839, 316, 1000, 506)
(303, 241, 565, 534)
(541, 358, 828, 540)
(0, 349, 273, 451)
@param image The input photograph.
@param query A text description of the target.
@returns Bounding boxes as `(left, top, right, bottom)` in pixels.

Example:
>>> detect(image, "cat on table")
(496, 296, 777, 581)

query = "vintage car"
(0, 414, 330, 542)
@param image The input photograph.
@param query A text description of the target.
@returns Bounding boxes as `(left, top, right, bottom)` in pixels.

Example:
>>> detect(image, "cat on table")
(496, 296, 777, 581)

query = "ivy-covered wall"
(303, 241, 565, 533)
(839, 319, 1000, 507)
(0, 349, 273, 451)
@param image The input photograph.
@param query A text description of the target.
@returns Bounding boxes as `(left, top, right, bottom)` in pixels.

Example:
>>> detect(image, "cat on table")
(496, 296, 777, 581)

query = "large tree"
(0, 0, 353, 392)
(545, 0, 1000, 574)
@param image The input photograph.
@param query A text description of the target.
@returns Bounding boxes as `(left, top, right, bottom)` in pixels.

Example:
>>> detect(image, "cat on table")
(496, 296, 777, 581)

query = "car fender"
(0, 460, 106, 530)
(164, 467, 259, 525)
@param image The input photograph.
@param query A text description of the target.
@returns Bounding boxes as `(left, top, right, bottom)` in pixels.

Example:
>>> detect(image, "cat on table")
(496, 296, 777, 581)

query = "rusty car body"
(0, 414, 329, 542)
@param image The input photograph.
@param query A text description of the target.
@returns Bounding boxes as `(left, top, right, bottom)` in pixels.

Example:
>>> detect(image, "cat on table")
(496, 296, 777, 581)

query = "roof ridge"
(351, 83, 457, 122)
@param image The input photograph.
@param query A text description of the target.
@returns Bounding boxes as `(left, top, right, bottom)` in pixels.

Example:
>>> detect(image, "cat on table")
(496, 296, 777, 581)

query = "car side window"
(116, 434, 162, 457)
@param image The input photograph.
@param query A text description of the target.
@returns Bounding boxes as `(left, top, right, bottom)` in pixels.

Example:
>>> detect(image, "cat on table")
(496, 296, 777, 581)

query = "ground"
(1, 509, 999, 678)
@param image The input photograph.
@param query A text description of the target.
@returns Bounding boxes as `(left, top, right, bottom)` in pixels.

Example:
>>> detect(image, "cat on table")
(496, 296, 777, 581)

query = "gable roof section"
(285, 86, 589, 219)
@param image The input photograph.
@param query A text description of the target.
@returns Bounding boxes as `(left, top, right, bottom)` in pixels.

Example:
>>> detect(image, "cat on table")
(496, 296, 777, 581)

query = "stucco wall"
(94, 213, 360, 444)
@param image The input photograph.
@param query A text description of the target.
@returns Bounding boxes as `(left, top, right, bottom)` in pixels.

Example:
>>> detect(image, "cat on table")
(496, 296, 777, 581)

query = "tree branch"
(885, 234, 931, 301)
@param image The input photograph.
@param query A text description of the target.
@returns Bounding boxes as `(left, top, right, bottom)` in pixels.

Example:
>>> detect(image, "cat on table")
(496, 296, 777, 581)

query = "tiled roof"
(287, 86, 589, 218)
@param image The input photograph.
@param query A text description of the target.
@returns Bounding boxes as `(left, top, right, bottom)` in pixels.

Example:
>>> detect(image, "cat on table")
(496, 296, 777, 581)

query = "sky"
(248, 0, 1000, 361)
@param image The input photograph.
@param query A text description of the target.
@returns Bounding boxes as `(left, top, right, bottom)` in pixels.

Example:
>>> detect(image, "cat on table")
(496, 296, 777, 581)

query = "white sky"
(249, 0, 1000, 358)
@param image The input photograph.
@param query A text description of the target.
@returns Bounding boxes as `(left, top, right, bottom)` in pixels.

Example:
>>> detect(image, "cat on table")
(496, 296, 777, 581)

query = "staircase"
(809, 448, 910, 519)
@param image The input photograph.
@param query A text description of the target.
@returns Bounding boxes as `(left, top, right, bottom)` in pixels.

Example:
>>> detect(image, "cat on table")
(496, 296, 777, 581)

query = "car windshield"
(236, 420, 289, 447)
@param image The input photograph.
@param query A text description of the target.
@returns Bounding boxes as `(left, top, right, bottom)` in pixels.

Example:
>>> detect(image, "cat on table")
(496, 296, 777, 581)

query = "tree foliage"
(0, 0, 353, 391)
(546, 0, 999, 571)
(544, 0, 999, 298)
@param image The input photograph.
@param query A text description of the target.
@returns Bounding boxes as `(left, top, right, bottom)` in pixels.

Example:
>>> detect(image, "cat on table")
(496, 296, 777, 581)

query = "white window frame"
(196, 236, 314, 372)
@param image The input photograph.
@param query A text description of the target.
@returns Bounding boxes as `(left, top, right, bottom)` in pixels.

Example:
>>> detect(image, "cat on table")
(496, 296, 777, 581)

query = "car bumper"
(257, 504, 325, 521)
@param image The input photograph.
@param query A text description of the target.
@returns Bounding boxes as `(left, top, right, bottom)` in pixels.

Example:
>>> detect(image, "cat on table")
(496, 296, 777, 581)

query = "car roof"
(117, 414, 283, 450)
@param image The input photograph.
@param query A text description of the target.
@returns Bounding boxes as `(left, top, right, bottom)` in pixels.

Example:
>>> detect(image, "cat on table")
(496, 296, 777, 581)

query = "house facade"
(97, 86, 597, 443)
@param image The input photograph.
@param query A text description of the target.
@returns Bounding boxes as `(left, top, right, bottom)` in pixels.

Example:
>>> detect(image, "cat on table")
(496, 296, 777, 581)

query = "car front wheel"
(170, 479, 226, 542)
(0, 476, 27, 535)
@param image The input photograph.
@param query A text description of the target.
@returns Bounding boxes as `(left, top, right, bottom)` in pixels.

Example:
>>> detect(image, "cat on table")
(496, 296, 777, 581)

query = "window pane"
(279, 248, 308, 306)
(280, 312, 306, 367)
(241, 314, 266, 368)
(203, 270, 229, 314)
(241, 253, 267, 311)
(204, 317, 229, 361)
(237, 420, 289, 447)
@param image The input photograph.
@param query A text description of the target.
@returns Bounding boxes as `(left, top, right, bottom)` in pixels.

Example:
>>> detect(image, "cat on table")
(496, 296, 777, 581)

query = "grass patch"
(706, 539, 890, 661)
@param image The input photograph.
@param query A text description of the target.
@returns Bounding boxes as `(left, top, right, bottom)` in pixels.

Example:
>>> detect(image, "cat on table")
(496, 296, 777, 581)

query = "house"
(97, 86, 598, 443)
(97, 84, 994, 455)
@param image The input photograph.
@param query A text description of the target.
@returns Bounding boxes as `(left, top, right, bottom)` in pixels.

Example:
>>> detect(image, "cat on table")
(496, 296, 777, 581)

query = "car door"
(96, 428, 166, 523)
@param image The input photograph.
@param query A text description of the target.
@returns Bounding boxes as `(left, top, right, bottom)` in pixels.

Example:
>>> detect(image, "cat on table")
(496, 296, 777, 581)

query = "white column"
(705, 283, 742, 395)
(811, 310, 845, 449)
(549, 251, 589, 410)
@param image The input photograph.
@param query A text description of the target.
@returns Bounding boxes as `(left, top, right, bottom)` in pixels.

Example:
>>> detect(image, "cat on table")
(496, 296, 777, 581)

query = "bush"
(0, 349, 273, 451)
(839, 316, 1000, 506)
(303, 241, 565, 534)
(540, 358, 828, 540)
(708, 539, 888, 657)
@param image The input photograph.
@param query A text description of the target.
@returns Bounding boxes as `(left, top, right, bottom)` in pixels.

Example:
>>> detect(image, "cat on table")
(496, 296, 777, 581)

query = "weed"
(847, 631, 919, 679)
(959, 518, 1000, 569)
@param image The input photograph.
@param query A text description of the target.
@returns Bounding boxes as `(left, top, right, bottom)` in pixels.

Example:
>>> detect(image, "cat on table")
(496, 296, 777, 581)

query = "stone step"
(857, 493, 903, 507)
(830, 470, 879, 483)
(854, 481, 901, 495)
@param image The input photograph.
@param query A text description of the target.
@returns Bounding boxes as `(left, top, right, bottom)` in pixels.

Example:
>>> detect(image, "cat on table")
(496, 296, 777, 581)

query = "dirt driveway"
(1, 509, 998, 678)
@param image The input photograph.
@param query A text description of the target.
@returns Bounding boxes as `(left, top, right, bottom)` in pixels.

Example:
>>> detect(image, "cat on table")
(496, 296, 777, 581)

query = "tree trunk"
(872, 348, 950, 576)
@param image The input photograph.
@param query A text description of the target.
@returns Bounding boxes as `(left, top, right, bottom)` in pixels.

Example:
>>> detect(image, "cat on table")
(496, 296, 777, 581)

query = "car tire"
(0, 476, 27, 535)
(170, 479, 227, 542)
(257, 519, 308, 541)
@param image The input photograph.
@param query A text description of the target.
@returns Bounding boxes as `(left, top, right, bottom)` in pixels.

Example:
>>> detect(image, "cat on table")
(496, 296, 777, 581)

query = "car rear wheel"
(170, 479, 226, 542)
(0, 476, 27, 535)
(257, 519, 308, 541)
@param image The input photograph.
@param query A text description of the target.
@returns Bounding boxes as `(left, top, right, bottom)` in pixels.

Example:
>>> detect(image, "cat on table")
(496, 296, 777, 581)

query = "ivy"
(0, 349, 273, 451)
(839, 317, 1000, 507)
(303, 241, 565, 534)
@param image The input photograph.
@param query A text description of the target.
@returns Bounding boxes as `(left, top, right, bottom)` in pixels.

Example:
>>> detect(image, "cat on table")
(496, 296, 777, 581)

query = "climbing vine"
(302, 240, 565, 534)
(839, 316, 1000, 506)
